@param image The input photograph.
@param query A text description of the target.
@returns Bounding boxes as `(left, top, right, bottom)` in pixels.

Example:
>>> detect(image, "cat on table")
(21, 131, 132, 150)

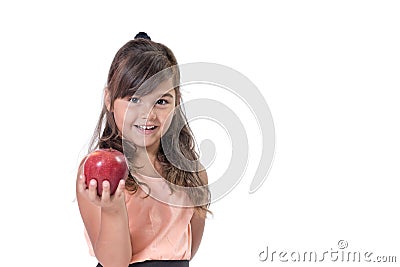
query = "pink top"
(84, 173, 194, 263)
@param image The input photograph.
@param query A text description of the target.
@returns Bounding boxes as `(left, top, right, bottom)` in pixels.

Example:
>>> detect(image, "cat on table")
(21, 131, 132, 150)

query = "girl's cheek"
(114, 103, 131, 131)
(161, 113, 174, 134)
(114, 113, 124, 133)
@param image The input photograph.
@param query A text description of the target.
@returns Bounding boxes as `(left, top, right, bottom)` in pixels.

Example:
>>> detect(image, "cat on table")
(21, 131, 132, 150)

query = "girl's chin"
(123, 137, 160, 150)
(121, 129, 162, 149)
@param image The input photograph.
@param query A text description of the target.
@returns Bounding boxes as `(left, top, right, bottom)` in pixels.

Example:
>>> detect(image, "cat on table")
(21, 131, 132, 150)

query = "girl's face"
(111, 79, 176, 153)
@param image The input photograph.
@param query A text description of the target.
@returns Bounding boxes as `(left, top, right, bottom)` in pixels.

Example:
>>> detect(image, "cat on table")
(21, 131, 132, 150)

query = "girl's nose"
(140, 106, 157, 121)
(147, 109, 157, 121)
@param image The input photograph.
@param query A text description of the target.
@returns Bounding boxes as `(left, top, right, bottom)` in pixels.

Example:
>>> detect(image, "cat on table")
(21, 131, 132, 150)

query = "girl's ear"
(104, 87, 112, 111)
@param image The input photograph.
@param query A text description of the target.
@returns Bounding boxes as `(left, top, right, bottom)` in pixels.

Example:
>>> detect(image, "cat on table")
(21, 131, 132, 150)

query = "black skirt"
(96, 260, 189, 267)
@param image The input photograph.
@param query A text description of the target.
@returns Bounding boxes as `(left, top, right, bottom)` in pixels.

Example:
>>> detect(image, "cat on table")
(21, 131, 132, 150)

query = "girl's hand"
(77, 173, 126, 212)
(76, 165, 132, 267)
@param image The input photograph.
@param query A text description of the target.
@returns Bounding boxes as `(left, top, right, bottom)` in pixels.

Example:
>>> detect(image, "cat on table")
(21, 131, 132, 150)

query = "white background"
(1, 1, 399, 266)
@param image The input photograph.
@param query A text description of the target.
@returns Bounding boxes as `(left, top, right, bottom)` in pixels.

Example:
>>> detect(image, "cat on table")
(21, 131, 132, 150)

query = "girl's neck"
(133, 147, 163, 178)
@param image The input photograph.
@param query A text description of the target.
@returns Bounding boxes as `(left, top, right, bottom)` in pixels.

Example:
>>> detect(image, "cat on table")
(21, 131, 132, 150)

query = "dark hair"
(89, 33, 210, 216)
(134, 32, 151, 40)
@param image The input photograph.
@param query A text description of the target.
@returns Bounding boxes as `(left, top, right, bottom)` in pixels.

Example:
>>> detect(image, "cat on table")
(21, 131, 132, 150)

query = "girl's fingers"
(101, 180, 111, 202)
(88, 179, 98, 201)
(80, 177, 124, 207)
(114, 179, 126, 197)
(77, 174, 87, 194)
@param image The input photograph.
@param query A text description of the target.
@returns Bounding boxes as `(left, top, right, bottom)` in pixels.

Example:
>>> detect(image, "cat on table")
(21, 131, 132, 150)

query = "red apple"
(83, 148, 129, 196)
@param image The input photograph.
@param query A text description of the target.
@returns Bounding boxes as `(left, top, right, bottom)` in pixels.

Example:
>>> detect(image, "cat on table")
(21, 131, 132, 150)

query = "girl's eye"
(129, 97, 140, 103)
(156, 99, 169, 105)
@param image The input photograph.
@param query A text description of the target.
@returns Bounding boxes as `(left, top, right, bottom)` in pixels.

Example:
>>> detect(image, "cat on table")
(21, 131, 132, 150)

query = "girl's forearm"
(94, 207, 132, 267)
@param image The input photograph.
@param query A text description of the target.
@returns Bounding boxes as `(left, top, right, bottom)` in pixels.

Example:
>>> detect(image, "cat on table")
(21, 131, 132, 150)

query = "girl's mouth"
(134, 125, 158, 135)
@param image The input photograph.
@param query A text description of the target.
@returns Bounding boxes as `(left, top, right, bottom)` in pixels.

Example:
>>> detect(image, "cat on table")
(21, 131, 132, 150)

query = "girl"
(76, 32, 210, 267)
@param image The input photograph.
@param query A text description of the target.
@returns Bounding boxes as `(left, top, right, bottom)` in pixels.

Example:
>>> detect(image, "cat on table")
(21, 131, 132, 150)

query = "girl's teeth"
(138, 125, 156, 130)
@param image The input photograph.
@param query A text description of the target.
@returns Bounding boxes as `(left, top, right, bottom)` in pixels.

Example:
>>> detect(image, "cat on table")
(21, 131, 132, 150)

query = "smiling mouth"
(134, 125, 158, 135)
(135, 125, 157, 130)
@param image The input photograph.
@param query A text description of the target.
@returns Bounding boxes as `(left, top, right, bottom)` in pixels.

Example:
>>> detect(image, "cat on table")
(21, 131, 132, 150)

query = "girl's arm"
(76, 160, 132, 267)
(190, 211, 206, 259)
(190, 170, 208, 259)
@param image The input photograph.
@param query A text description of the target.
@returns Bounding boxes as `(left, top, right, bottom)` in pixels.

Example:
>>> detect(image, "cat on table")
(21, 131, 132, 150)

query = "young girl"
(76, 32, 210, 267)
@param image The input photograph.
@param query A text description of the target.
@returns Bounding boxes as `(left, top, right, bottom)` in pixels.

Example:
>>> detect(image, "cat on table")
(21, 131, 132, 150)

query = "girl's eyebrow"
(159, 93, 174, 98)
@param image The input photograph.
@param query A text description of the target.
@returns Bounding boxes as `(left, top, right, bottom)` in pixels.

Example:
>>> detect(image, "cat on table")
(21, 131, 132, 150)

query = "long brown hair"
(89, 35, 210, 216)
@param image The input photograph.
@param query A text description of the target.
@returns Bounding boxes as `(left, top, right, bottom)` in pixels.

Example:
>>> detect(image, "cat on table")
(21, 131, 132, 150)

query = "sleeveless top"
(84, 173, 194, 263)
